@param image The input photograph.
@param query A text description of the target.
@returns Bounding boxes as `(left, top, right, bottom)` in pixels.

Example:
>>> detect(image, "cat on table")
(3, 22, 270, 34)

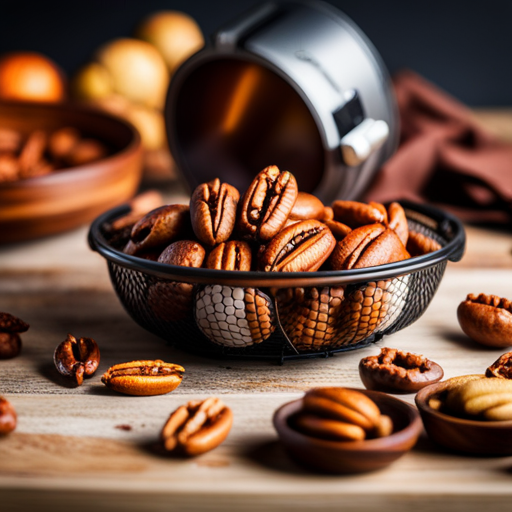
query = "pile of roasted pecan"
(0, 126, 108, 182)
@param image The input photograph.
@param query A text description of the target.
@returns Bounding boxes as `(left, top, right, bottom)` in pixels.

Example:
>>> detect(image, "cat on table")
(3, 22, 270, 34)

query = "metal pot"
(165, 0, 399, 203)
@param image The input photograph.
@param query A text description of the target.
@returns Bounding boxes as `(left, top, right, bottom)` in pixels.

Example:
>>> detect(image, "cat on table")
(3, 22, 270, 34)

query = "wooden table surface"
(1, 111, 512, 512)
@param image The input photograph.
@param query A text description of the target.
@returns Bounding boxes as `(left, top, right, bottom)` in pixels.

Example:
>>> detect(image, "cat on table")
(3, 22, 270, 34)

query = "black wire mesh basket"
(88, 200, 465, 363)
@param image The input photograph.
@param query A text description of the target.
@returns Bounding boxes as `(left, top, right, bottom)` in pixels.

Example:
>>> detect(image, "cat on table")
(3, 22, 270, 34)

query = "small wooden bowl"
(0, 100, 142, 244)
(415, 380, 512, 455)
(273, 389, 422, 474)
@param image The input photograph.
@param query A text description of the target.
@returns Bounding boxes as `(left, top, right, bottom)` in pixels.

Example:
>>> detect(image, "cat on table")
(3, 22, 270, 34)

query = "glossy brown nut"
(206, 240, 252, 271)
(323, 220, 352, 240)
(458, 293, 512, 348)
(289, 192, 325, 221)
(18, 130, 46, 175)
(259, 220, 336, 272)
(406, 230, 442, 257)
(0, 397, 16, 435)
(158, 240, 206, 268)
(293, 413, 366, 442)
(486, 352, 512, 379)
(0, 332, 21, 359)
(101, 360, 184, 396)
(190, 178, 240, 246)
(48, 127, 80, 160)
(129, 204, 191, 254)
(331, 200, 386, 228)
(387, 202, 409, 246)
(238, 165, 298, 242)
(321, 206, 334, 222)
(53, 334, 101, 386)
(161, 397, 233, 456)
(0, 312, 29, 333)
(359, 347, 444, 394)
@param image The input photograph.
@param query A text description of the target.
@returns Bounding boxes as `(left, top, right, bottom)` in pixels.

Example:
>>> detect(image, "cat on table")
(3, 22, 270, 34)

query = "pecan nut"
(406, 230, 442, 256)
(0, 312, 29, 333)
(161, 397, 233, 456)
(486, 352, 512, 379)
(323, 220, 352, 241)
(0, 333, 22, 359)
(387, 202, 409, 246)
(206, 241, 252, 271)
(0, 397, 16, 435)
(101, 360, 184, 396)
(289, 192, 325, 221)
(158, 240, 206, 268)
(457, 293, 512, 347)
(331, 200, 387, 228)
(359, 347, 444, 393)
(190, 178, 240, 246)
(54, 334, 101, 386)
(238, 165, 298, 242)
(259, 220, 336, 272)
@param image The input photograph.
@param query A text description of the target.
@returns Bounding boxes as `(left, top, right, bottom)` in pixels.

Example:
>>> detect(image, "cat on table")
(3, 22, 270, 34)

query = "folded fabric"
(364, 70, 512, 225)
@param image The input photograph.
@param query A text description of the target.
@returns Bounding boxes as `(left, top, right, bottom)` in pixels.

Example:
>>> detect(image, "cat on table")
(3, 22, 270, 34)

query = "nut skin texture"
(387, 202, 409, 247)
(158, 240, 205, 268)
(190, 178, 240, 246)
(53, 334, 100, 386)
(0, 397, 16, 435)
(486, 352, 512, 379)
(289, 192, 325, 221)
(0, 312, 29, 333)
(238, 165, 298, 242)
(206, 241, 252, 271)
(101, 360, 184, 396)
(161, 397, 233, 456)
(331, 200, 386, 228)
(359, 347, 444, 394)
(259, 220, 336, 272)
(457, 293, 512, 348)
(0, 332, 22, 359)
(406, 230, 442, 257)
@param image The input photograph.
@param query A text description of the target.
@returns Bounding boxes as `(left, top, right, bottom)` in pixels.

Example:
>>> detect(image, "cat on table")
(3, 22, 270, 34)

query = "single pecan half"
(323, 220, 352, 241)
(0, 312, 29, 333)
(406, 230, 442, 257)
(331, 200, 387, 228)
(53, 334, 101, 386)
(0, 397, 16, 435)
(289, 192, 325, 221)
(486, 352, 512, 379)
(238, 165, 298, 242)
(190, 178, 240, 246)
(206, 240, 252, 271)
(359, 347, 444, 393)
(387, 202, 409, 247)
(458, 293, 512, 348)
(101, 360, 184, 396)
(259, 220, 336, 272)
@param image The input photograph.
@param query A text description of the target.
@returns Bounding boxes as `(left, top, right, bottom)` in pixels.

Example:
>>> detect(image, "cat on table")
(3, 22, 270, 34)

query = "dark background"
(0, 0, 510, 106)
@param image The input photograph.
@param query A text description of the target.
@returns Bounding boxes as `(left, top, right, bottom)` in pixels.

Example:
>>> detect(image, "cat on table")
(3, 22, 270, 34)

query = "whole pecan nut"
(190, 178, 240, 246)
(289, 192, 326, 221)
(161, 397, 233, 456)
(206, 240, 252, 271)
(359, 347, 444, 393)
(259, 220, 336, 272)
(0, 397, 16, 435)
(238, 165, 298, 242)
(331, 200, 387, 228)
(457, 293, 512, 347)
(101, 360, 184, 396)
(54, 334, 101, 386)
(486, 352, 512, 379)
(406, 230, 442, 257)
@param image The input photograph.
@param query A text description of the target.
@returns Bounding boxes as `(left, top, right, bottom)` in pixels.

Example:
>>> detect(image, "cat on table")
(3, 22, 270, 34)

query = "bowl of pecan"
(0, 100, 142, 244)
(89, 165, 465, 362)
(273, 387, 422, 474)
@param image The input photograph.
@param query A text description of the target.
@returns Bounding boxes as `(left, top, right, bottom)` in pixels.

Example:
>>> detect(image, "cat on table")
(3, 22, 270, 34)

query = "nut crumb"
(115, 424, 133, 431)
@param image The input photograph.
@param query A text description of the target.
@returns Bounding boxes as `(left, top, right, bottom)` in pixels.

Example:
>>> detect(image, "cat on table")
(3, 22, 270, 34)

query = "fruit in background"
(94, 38, 169, 110)
(72, 62, 112, 100)
(136, 11, 204, 74)
(0, 52, 66, 103)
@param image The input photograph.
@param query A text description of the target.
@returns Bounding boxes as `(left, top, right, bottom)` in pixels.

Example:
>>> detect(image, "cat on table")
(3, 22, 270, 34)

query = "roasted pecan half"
(53, 334, 101, 386)
(190, 178, 240, 246)
(359, 347, 444, 393)
(158, 240, 206, 267)
(0, 312, 29, 333)
(458, 293, 512, 348)
(128, 204, 191, 255)
(161, 397, 233, 456)
(101, 360, 184, 396)
(331, 200, 387, 228)
(238, 165, 298, 242)
(406, 230, 442, 257)
(206, 241, 252, 271)
(323, 220, 352, 241)
(387, 202, 409, 246)
(486, 352, 512, 379)
(329, 224, 410, 270)
(289, 192, 325, 221)
(259, 220, 336, 272)
(0, 397, 16, 435)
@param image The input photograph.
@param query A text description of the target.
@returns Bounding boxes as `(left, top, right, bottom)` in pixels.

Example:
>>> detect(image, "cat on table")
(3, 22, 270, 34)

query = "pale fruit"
(72, 62, 112, 100)
(136, 11, 204, 73)
(126, 105, 166, 151)
(96, 38, 169, 110)
(0, 52, 65, 102)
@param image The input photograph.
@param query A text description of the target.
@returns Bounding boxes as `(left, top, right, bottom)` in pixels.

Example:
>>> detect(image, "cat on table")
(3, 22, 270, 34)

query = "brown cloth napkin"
(363, 70, 512, 225)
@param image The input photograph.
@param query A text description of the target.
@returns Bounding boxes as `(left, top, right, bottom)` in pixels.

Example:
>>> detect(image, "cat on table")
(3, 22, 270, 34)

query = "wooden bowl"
(273, 389, 422, 474)
(415, 380, 512, 455)
(0, 101, 142, 244)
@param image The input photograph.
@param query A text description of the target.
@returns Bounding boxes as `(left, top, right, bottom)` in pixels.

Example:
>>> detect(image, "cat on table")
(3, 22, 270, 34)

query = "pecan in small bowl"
(359, 347, 444, 394)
